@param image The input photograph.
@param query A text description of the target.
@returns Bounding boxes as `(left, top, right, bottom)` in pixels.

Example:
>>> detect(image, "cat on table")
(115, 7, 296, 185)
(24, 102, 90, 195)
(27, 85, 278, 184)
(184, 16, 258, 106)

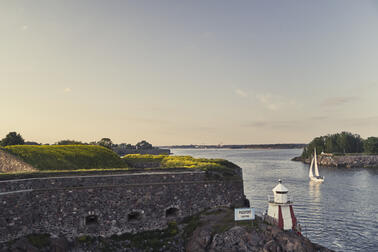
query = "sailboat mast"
(314, 149, 320, 177)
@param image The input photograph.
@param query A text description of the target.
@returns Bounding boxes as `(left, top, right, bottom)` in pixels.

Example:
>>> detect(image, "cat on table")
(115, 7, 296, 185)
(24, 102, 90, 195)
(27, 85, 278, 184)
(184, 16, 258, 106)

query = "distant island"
(293, 132, 378, 168)
(162, 143, 306, 149)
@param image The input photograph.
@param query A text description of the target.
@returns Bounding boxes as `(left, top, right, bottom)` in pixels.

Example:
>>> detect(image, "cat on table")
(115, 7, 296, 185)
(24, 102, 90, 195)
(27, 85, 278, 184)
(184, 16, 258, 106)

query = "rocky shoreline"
(0, 207, 332, 252)
(292, 154, 378, 168)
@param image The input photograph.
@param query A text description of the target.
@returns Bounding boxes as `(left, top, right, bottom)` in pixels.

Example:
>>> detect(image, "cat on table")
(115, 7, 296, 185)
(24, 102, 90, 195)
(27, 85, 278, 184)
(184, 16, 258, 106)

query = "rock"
(186, 227, 213, 252)
(246, 230, 260, 247)
(50, 237, 69, 252)
(263, 240, 278, 252)
(271, 225, 282, 237)
(11, 238, 39, 252)
(299, 154, 378, 168)
(209, 226, 250, 252)
(0, 208, 333, 252)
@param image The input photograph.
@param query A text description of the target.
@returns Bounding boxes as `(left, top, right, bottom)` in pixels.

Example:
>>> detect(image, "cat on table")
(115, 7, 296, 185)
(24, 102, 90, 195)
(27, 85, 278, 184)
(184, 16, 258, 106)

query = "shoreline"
(0, 208, 333, 252)
(292, 154, 378, 168)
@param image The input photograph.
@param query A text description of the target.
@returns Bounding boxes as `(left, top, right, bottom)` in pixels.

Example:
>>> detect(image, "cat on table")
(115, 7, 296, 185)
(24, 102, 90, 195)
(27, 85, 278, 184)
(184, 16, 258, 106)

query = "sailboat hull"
(310, 176, 324, 183)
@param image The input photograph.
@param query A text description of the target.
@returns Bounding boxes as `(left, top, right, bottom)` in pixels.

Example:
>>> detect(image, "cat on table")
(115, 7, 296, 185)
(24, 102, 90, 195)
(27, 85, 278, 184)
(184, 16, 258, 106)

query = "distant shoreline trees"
(0, 132, 156, 152)
(364, 137, 378, 154)
(301, 132, 378, 158)
(56, 140, 86, 145)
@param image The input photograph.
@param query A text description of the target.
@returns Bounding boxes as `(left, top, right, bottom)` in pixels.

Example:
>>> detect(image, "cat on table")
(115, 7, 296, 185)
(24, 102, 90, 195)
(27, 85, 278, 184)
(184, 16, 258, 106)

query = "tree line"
(0, 132, 154, 150)
(301, 131, 378, 158)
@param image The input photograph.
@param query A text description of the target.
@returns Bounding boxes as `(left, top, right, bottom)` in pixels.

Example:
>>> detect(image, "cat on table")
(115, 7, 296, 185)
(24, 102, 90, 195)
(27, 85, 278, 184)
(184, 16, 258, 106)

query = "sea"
(171, 148, 378, 252)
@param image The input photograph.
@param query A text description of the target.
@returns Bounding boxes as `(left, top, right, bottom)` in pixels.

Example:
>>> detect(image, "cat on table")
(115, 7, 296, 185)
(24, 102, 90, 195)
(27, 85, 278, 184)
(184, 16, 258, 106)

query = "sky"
(1, 0, 378, 145)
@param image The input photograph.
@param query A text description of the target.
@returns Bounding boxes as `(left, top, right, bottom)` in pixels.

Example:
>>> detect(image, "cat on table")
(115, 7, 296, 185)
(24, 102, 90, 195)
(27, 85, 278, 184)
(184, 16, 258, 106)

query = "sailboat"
(309, 149, 324, 182)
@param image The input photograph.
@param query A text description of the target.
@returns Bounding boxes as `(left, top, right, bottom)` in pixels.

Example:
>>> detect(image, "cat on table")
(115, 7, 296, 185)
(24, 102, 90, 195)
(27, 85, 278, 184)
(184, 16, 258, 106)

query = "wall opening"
(165, 207, 179, 218)
(128, 211, 142, 222)
(85, 215, 98, 226)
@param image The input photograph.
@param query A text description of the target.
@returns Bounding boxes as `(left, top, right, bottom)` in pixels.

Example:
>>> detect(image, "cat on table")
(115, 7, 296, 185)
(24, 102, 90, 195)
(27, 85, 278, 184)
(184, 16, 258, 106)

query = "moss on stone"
(26, 233, 50, 248)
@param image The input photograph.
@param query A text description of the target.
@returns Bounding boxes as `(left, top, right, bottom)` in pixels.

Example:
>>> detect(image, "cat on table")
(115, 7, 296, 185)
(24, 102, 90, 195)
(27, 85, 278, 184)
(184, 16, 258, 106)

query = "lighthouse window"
(276, 191, 286, 194)
(85, 215, 98, 226)
(165, 207, 179, 218)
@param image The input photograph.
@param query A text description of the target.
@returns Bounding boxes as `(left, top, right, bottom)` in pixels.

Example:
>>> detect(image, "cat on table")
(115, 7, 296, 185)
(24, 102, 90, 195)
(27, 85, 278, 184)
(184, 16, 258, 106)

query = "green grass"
(122, 154, 166, 167)
(109, 221, 179, 250)
(122, 154, 240, 177)
(3, 145, 128, 171)
(182, 213, 202, 239)
(1, 146, 240, 177)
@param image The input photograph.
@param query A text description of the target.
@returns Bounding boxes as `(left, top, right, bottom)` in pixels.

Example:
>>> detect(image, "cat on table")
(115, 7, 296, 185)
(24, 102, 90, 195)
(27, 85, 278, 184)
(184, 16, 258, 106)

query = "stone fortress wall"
(0, 170, 246, 242)
(0, 149, 35, 173)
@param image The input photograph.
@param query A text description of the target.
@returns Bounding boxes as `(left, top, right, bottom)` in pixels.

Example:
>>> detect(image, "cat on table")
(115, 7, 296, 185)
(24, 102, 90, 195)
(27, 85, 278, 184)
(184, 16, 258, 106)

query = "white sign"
(234, 208, 255, 221)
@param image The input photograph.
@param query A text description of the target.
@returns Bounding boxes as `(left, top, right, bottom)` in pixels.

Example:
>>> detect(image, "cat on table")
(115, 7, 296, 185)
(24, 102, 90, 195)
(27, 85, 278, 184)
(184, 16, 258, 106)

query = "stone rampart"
(317, 154, 378, 168)
(0, 171, 246, 242)
(0, 149, 35, 173)
(297, 154, 378, 168)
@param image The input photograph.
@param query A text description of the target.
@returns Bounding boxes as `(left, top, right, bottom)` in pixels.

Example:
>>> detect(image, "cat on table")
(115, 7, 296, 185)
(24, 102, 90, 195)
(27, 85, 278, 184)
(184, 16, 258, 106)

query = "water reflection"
(308, 181, 321, 203)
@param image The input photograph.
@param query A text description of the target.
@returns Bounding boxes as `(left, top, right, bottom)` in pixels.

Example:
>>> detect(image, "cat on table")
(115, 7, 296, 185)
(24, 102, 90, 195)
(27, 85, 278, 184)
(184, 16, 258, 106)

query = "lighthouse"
(266, 179, 298, 231)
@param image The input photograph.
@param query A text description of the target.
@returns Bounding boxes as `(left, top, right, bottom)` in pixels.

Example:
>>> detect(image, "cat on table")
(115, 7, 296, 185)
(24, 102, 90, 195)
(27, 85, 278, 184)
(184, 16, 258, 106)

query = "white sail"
(314, 149, 320, 177)
(309, 157, 314, 178)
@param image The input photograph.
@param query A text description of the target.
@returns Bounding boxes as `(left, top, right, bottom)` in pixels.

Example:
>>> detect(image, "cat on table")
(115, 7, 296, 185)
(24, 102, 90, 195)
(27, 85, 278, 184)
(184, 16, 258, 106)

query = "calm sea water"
(171, 148, 378, 252)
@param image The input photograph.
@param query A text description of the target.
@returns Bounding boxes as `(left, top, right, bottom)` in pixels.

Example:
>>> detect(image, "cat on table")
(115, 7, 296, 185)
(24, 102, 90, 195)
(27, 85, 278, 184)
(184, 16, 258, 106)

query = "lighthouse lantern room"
(267, 179, 298, 231)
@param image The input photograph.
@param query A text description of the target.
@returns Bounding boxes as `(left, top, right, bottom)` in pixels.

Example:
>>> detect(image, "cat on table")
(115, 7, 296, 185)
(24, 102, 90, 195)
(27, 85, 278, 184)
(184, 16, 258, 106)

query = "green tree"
(118, 143, 135, 149)
(302, 132, 364, 158)
(0, 132, 25, 146)
(364, 137, 378, 154)
(136, 140, 153, 150)
(97, 138, 113, 149)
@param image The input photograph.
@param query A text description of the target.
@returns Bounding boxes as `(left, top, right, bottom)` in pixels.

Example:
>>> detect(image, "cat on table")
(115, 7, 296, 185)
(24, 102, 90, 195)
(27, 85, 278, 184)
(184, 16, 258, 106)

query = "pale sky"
(1, 0, 378, 145)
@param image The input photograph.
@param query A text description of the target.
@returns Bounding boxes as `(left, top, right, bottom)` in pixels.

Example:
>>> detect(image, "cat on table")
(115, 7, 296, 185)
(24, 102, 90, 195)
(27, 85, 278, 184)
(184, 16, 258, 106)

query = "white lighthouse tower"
(267, 179, 298, 231)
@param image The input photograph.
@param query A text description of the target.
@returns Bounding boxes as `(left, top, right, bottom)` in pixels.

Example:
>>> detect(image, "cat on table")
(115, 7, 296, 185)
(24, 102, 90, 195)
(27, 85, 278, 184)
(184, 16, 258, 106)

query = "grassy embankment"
(122, 154, 240, 176)
(1, 145, 128, 172)
(0, 146, 240, 178)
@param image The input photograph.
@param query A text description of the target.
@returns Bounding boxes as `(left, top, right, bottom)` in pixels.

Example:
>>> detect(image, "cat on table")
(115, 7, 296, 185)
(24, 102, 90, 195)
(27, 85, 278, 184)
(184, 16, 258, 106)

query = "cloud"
(235, 89, 248, 97)
(341, 116, 378, 126)
(64, 88, 72, 93)
(310, 116, 328, 120)
(242, 121, 268, 128)
(242, 120, 300, 129)
(21, 25, 28, 30)
(256, 93, 292, 111)
(321, 96, 357, 107)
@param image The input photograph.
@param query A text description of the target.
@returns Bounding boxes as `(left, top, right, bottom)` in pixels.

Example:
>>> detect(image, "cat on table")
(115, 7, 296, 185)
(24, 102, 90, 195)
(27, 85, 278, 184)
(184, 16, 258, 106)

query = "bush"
(4, 145, 128, 171)
(55, 140, 86, 145)
(1, 132, 24, 146)
(364, 137, 378, 154)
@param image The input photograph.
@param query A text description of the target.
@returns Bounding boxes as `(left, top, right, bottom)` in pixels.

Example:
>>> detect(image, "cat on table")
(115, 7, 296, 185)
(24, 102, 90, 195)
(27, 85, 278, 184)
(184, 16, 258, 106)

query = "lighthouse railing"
(288, 195, 293, 203)
(268, 195, 273, 203)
